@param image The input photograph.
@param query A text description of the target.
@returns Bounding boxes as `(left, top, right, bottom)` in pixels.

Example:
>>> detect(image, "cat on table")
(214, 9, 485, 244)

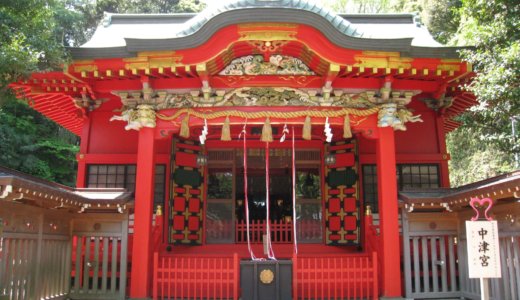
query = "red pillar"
(376, 127, 402, 297)
(436, 115, 451, 187)
(76, 117, 91, 188)
(130, 127, 156, 299)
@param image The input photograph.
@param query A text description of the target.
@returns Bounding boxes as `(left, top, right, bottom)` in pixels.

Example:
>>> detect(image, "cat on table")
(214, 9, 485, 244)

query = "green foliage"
(0, 0, 67, 92)
(447, 127, 515, 186)
(386, 0, 519, 184)
(0, 0, 206, 185)
(324, 0, 394, 13)
(454, 0, 520, 126)
(421, 0, 461, 44)
(444, 0, 520, 184)
(60, 0, 206, 46)
(0, 97, 79, 186)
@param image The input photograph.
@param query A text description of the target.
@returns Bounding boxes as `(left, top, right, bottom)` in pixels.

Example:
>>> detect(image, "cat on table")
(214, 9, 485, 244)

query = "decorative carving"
(110, 104, 156, 130)
(398, 109, 423, 126)
(377, 103, 422, 131)
(116, 89, 169, 109)
(151, 87, 319, 108)
(73, 94, 106, 112)
(223, 87, 316, 106)
(247, 40, 288, 52)
(149, 88, 403, 109)
(218, 55, 315, 76)
(422, 96, 453, 111)
(110, 85, 423, 131)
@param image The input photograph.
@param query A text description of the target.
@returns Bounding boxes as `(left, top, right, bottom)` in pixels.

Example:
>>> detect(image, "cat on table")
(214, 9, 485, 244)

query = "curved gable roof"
(71, 0, 466, 59)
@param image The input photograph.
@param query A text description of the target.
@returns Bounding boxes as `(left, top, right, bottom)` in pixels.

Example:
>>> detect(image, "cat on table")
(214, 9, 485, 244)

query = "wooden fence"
(69, 214, 128, 300)
(0, 204, 72, 300)
(292, 253, 378, 300)
(153, 253, 239, 300)
(402, 207, 520, 300)
(0, 202, 129, 300)
(403, 234, 460, 299)
(459, 234, 520, 300)
(0, 233, 70, 300)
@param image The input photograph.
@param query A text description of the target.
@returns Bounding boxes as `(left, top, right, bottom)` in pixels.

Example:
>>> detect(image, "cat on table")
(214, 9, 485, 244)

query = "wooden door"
(324, 140, 361, 246)
(168, 139, 205, 245)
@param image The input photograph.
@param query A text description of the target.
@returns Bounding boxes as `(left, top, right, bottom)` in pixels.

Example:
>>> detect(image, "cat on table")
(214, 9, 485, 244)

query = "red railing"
(235, 220, 322, 243)
(153, 253, 239, 300)
(152, 212, 164, 250)
(364, 214, 380, 254)
(235, 220, 292, 243)
(293, 253, 379, 300)
(364, 213, 382, 293)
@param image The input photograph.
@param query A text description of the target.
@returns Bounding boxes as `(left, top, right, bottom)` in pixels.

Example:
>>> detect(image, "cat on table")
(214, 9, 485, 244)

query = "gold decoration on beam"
(123, 54, 184, 72)
(237, 23, 298, 42)
(354, 53, 413, 70)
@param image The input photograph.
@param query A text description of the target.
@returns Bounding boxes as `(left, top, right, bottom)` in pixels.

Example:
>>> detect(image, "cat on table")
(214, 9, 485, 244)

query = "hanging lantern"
(324, 153, 336, 166)
(196, 153, 208, 167)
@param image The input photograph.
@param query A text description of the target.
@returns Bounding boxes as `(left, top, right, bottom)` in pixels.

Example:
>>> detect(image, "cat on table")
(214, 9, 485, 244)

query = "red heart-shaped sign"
(469, 197, 494, 221)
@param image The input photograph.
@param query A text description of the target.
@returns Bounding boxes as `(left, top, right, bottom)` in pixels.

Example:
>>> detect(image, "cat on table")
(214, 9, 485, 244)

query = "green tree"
(59, 0, 205, 46)
(447, 127, 515, 186)
(444, 0, 519, 185)
(0, 0, 78, 185)
(324, 0, 394, 13)
(0, 99, 79, 186)
(454, 0, 519, 150)
(0, 0, 67, 94)
(0, 0, 206, 186)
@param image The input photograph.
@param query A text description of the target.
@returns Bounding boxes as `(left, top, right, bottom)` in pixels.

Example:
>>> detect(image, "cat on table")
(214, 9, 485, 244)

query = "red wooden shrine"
(9, 1, 476, 299)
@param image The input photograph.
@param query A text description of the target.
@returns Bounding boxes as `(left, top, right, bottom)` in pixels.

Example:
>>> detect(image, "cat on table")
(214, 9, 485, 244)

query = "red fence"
(235, 220, 292, 243)
(235, 220, 322, 243)
(153, 253, 239, 300)
(293, 252, 379, 300)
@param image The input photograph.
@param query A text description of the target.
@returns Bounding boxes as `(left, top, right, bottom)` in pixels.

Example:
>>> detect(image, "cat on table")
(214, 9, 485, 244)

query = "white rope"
(292, 127, 298, 254)
(265, 141, 276, 260)
(240, 124, 259, 261)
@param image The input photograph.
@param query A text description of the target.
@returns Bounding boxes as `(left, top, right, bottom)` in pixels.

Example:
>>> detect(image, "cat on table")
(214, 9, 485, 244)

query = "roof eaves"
(339, 13, 415, 24)
(68, 46, 134, 60)
(107, 13, 197, 25)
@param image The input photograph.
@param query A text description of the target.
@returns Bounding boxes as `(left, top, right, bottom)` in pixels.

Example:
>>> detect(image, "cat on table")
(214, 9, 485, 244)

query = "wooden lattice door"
(168, 139, 204, 245)
(324, 140, 361, 246)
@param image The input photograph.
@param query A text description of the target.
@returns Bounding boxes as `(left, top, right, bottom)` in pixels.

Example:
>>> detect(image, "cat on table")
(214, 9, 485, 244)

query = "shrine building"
(4, 1, 519, 300)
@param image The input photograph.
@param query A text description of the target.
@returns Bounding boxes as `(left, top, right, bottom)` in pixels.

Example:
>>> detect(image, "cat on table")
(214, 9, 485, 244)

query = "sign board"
(465, 220, 501, 278)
